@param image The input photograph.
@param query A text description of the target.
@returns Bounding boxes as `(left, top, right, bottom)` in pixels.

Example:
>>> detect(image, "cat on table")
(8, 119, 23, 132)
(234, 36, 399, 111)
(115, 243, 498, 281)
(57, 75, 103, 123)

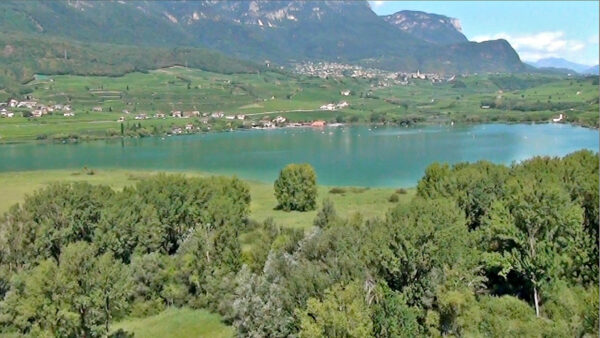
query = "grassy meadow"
(111, 308, 234, 338)
(0, 168, 408, 229)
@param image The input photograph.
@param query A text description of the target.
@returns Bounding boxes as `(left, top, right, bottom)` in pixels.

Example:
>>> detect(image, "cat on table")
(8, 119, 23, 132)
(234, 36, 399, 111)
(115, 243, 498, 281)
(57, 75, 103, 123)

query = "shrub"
(329, 187, 346, 194)
(274, 164, 317, 211)
(388, 193, 399, 203)
(396, 188, 407, 194)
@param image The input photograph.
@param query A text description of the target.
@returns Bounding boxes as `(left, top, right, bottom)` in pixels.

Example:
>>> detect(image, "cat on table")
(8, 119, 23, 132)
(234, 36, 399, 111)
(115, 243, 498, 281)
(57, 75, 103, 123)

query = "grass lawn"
(0, 169, 412, 229)
(111, 308, 234, 338)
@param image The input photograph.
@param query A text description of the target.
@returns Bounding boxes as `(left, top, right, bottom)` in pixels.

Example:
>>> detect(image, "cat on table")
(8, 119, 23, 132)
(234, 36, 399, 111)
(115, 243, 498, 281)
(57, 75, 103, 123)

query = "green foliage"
(297, 282, 373, 338)
(0, 242, 131, 337)
(1, 151, 598, 337)
(313, 198, 338, 228)
(274, 164, 317, 212)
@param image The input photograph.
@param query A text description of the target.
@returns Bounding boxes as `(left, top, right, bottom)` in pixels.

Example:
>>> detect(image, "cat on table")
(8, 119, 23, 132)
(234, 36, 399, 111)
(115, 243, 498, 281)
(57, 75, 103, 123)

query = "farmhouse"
(273, 116, 287, 124)
(311, 120, 326, 127)
(171, 110, 182, 118)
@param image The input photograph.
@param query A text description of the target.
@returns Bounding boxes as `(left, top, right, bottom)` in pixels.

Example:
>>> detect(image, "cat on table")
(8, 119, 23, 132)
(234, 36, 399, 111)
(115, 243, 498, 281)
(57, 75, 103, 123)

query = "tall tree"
(274, 164, 317, 211)
(481, 175, 584, 316)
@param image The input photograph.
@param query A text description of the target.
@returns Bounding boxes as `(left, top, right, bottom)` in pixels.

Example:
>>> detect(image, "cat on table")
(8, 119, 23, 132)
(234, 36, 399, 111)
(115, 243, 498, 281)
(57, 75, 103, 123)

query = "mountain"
(383, 10, 468, 45)
(583, 65, 599, 75)
(0, 0, 526, 80)
(529, 58, 593, 74)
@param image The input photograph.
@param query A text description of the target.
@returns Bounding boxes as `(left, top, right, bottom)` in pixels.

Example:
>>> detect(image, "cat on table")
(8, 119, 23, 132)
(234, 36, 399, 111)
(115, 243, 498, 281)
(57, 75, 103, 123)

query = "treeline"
(0, 151, 598, 337)
(480, 98, 582, 112)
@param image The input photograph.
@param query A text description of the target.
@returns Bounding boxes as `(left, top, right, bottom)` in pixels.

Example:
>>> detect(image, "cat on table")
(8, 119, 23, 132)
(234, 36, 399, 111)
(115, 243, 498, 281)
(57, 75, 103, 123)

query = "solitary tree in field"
(274, 164, 317, 211)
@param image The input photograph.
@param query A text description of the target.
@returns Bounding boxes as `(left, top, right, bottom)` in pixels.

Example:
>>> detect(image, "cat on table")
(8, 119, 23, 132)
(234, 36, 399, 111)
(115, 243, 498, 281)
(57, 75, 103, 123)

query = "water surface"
(0, 124, 597, 187)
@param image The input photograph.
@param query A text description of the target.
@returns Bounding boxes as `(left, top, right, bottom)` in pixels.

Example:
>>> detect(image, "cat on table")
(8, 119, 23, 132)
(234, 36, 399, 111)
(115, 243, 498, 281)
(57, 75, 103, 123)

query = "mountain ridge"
(0, 0, 528, 89)
(383, 10, 468, 45)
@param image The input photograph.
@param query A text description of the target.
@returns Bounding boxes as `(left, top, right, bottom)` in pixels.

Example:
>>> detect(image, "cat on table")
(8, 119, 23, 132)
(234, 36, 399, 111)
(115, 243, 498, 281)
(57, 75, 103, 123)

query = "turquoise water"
(0, 124, 597, 187)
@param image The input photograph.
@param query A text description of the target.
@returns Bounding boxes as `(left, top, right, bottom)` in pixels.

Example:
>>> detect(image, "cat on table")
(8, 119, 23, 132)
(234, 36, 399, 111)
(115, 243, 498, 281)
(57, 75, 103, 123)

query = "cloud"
(472, 31, 589, 63)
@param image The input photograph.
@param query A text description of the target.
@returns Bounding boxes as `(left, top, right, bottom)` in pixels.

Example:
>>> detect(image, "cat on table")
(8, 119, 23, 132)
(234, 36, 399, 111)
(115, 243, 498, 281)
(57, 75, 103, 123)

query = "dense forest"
(0, 150, 598, 337)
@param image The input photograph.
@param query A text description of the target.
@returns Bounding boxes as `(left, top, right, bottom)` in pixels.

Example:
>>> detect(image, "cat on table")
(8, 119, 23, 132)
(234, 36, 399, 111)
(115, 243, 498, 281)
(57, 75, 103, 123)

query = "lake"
(0, 123, 597, 187)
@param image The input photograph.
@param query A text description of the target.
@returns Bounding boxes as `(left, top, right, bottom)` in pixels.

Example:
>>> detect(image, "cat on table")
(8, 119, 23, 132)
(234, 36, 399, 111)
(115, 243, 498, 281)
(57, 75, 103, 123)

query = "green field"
(111, 308, 234, 338)
(1, 67, 597, 142)
(0, 168, 407, 230)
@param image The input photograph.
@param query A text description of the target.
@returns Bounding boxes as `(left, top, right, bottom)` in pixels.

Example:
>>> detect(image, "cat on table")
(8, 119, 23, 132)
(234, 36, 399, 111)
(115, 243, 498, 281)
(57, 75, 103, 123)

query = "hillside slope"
(0, 0, 526, 75)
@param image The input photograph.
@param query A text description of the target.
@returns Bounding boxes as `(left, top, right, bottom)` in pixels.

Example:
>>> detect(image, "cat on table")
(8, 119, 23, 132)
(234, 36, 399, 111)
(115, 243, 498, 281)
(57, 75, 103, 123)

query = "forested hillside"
(0, 33, 264, 95)
(0, 151, 597, 337)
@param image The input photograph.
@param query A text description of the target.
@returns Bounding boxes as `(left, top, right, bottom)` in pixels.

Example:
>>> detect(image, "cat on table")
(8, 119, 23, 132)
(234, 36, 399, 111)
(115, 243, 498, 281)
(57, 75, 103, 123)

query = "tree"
(371, 284, 421, 337)
(297, 282, 373, 338)
(313, 198, 337, 228)
(274, 164, 317, 211)
(0, 242, 131, 337)
(481, 175, 584, 316)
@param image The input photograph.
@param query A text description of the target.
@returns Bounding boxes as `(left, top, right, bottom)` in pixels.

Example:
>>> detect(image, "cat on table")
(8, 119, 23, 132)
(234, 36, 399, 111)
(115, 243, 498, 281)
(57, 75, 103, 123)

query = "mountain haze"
(529, 58, 596, 74)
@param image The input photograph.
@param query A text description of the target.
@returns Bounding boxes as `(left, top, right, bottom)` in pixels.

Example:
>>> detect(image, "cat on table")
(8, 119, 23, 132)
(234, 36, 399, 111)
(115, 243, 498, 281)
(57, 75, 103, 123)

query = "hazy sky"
(369, 1, 599, 66)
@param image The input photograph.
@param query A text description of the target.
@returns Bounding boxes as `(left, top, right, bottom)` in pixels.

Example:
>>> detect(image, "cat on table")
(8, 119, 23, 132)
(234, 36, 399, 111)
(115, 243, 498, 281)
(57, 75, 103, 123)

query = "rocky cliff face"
(383, 10, 468, 45)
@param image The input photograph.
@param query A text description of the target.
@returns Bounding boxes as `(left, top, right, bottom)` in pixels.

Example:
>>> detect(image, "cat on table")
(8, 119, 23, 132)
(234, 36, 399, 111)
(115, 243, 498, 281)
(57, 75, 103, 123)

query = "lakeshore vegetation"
(0, 150, 597, 337)
(0, 67, 598, 143)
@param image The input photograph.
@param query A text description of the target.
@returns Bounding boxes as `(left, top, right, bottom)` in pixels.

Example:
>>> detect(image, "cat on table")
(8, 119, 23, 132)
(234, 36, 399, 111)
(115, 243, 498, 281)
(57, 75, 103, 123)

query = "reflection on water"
(0, 124, 597, 187)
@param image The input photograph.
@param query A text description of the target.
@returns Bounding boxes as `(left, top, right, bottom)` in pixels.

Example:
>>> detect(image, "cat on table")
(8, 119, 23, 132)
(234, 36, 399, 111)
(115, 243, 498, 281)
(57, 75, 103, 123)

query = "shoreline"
(0, 118, 595, 145)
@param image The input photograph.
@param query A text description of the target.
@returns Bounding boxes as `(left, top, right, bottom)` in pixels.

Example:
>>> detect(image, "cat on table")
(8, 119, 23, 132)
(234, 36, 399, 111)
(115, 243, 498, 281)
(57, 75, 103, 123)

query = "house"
(171, 127, 183, 135)
(117, 116, 125, 122)
(8, 99, 18, 108)
(320, 103, 336, 111)
(31, 110, 43, 118)
(273, 116, 286, 124)
(171, 110, 182, 118)
(1, 109, 14, 118)
(92, 106, 103, 112)
(17, 101, 37, 109)
(480, 105, 490, 109)
(225, 115, 236, 120)
(261, 121, 275, 128)
(236, 114, 246, 120)
(552, 114, 564, 123)
(154, 113, 166, 119)
(64, 105, 72, 111)
(63, 112, 75, 117)
(336, 101, 349, 109)
(122, 109, 130, 114)
(185, 123, 194, 131)
(211, 112, 224, 118)
(311, 120, 326, 127)
(340, 89, 351, 96)
(53, 104, 64, 110)
(134, 114, 147, 120)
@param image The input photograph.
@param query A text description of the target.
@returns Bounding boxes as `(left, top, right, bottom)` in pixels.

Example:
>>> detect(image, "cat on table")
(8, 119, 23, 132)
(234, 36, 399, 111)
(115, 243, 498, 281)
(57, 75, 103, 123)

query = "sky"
(369, 1, 599, 66)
